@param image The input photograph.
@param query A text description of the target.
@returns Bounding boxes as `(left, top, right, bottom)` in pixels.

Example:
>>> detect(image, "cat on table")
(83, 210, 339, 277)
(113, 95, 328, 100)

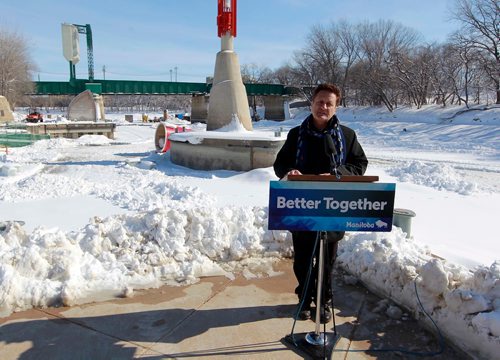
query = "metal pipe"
(314, 231, 325, 335)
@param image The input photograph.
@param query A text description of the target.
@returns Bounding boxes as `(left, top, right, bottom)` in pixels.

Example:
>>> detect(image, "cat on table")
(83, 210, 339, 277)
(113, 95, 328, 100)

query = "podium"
(288, 174, 380, 182)
(268, 175, 395, 359)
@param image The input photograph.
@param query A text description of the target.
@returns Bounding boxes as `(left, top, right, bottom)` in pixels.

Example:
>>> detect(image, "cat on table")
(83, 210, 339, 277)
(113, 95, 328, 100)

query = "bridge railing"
(31, 80, 300, 96)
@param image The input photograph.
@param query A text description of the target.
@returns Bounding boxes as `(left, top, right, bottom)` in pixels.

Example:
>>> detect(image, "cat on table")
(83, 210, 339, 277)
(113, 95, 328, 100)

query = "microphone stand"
(287, 230, 339, 359)
(329, 154, 340, 179)
(324, 133, 341, 179)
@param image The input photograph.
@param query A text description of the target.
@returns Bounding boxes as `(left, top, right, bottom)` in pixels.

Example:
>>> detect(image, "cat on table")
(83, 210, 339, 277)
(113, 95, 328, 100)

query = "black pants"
(292, 231, 344, 307)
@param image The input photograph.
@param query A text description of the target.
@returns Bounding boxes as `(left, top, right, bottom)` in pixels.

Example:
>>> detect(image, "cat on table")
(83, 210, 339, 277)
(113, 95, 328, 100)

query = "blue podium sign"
(268, 180, 396, 231)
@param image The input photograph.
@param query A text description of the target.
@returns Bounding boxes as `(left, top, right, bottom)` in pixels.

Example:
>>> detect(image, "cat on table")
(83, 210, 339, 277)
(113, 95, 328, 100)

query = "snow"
(1, 104, 499, 358)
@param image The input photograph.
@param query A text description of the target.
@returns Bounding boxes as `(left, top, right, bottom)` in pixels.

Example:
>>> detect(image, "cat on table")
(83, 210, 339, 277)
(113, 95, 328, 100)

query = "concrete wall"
(191, 94, 209, 123)
(0, 96, 14, 123)
(26, 123, 116, 139)
(170, 137, 285, 171)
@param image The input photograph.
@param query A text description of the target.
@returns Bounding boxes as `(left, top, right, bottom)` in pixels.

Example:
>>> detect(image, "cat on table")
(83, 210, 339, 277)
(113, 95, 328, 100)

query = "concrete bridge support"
(190, 94, 209, 123)
(0, 96, 14, 123)
(264, 95, 289, 121)
(207, 34, 252, 131)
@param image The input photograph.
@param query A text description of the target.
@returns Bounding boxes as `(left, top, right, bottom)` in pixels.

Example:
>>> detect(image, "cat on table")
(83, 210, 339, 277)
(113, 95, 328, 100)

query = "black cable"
(287, 238, 445, 357)
(349, 275, 446, 357)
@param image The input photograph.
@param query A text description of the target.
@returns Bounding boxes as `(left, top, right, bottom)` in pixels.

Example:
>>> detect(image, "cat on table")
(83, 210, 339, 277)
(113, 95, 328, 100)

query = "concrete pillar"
(264, 95, 288, 121)
(95, 94, 105, 121)
(0, 96, 14, 123)
(191, 94, 209, 123)
(207, 34, 252, 131)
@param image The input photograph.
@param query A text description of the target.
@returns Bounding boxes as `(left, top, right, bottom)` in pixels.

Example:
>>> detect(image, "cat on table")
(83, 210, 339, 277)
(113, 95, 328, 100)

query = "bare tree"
(0, 28, 37, 107)
(305, 25, 343, 84)
(291, 50, 324, 86)
(442, 38, 488, 107)
(429, 44, 461, 106)
(240, 63, 274, 83)
(334, 20, 361, 106)
(356, 20, 422, 111)
(387, 44, 439, 108)
(450, 0, 500, 103)
(457, 44, 479, 106)
(271, 64, 298, 85)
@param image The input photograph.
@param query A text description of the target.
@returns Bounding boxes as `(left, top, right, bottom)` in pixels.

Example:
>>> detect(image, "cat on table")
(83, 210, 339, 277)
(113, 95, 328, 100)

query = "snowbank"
(337, 231, 499, 359)
(0, 207, 292, 316)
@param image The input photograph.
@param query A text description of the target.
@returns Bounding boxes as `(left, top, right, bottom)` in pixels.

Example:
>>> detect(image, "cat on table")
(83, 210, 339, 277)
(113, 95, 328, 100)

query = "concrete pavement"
(0, 260, 470, 359)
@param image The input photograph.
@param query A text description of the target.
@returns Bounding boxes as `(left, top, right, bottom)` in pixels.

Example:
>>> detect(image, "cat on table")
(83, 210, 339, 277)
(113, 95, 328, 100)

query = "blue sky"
(1, 0, 458, 83)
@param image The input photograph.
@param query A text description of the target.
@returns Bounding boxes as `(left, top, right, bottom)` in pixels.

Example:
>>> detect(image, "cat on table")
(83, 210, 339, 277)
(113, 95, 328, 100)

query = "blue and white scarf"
(295, 115, 345, 170)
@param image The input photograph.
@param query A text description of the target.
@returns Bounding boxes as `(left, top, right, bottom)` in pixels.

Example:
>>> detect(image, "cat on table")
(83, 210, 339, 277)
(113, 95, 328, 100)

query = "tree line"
(27, 94, 192, 113)
(1, 0, 498, 112)
(244, 0, 499, 110)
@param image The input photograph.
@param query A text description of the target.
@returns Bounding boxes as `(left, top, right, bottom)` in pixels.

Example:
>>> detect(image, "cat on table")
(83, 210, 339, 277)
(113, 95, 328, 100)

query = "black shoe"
(320, 304, 332, 323)
(296, 304, 312, 320)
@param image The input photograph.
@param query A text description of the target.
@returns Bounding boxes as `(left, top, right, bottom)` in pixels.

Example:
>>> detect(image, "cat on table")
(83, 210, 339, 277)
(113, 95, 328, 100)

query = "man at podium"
(273, 83, 368, 323)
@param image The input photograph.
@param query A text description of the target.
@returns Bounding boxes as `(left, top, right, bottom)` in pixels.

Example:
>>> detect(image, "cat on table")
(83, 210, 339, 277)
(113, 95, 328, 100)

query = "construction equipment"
(25, 111, 43, 123)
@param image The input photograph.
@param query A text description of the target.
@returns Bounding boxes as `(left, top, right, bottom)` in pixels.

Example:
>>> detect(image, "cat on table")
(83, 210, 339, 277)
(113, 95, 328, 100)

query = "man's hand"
(282, 169, 302, 180)
(287, 169, 302, 176)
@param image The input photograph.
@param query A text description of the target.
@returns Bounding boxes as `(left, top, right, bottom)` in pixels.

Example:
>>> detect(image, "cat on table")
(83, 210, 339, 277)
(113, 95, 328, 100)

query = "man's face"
(311, 90, 337, 127)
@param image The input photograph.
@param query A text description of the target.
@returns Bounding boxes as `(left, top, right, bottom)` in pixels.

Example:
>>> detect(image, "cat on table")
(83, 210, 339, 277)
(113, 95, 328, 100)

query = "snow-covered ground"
(1, 104, 499, 358)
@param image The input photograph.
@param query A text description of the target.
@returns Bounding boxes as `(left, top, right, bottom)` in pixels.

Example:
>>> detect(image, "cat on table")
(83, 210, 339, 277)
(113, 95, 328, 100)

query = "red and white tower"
(207, 0, 252, 131)
(217, 0, 236, 38)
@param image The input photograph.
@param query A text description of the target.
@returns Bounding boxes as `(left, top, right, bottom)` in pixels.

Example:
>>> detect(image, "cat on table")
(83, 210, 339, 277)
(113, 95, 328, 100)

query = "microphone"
(324, 134, 339, 177)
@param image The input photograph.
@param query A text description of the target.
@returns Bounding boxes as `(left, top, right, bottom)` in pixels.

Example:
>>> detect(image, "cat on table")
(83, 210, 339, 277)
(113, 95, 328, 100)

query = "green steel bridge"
(35, 23, 305, 98)
(32, 79, 301, 96)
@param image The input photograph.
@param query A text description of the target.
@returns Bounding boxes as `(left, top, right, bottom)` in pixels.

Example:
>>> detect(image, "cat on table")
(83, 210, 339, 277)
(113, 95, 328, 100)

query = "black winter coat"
(273, 117, 368, 179)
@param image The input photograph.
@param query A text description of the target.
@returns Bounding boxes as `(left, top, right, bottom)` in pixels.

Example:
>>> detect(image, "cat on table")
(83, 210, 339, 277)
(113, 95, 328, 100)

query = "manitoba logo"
(375, 220, 388, 228)
(346, 221, 374, 229)
(345, 220, 388, 229)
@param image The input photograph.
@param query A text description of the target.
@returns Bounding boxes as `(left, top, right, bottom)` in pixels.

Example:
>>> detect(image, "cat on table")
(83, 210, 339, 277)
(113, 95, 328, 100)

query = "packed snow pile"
(0, 207, 292, 317)
(76, 134, 113, 146)
(337, 231, 499, 359)
(388, 160, 477, 195)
